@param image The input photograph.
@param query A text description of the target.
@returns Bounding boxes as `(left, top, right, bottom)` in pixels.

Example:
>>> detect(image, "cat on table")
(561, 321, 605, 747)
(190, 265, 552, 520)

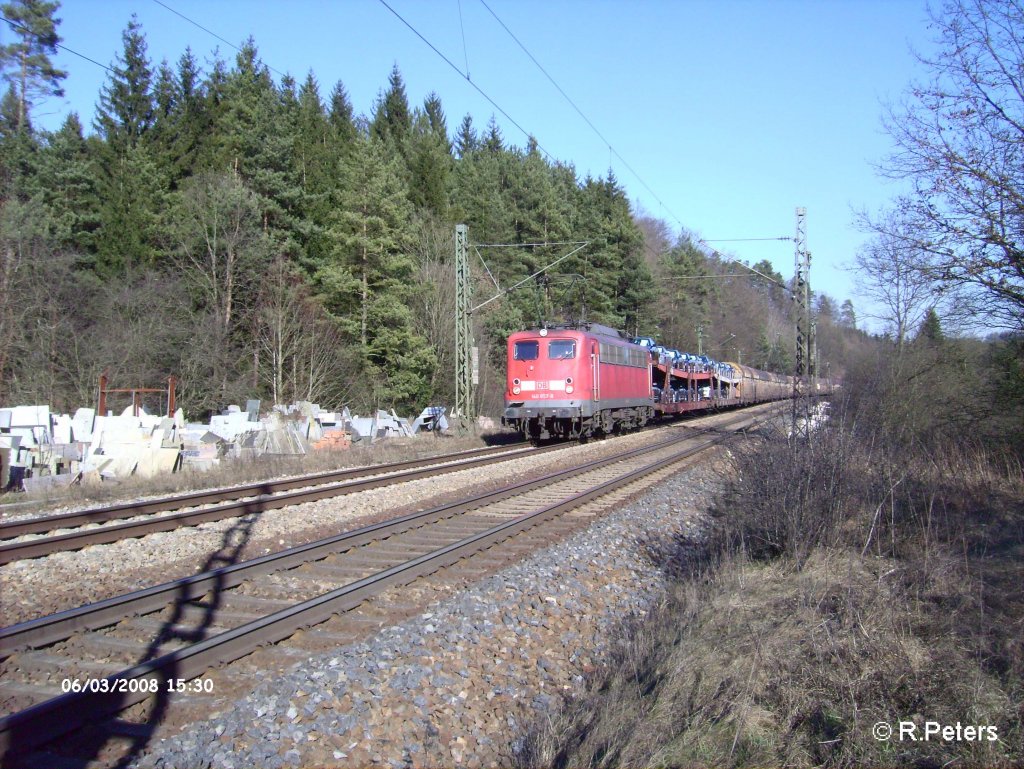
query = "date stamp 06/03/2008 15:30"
(60, 677, 215, 695)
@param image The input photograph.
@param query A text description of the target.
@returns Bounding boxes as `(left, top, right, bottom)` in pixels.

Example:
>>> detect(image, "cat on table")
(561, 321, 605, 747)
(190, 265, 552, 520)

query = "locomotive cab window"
(513, 340, 539, 360)
(547, 340, 576, 359)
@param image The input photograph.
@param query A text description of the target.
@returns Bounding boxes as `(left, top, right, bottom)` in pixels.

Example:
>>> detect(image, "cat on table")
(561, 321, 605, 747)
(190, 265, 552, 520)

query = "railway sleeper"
(4, 651, 114, 679)
(71, 634, 149, 660)
(398, 534, 471, 549)
(171, 604, 263, 626)
(1, 681, 64, 709)
(115, 616, 236, 644)
(368, 540, 442, 555)
(219, 594, 294, 613)
(288, 628, 360, 647)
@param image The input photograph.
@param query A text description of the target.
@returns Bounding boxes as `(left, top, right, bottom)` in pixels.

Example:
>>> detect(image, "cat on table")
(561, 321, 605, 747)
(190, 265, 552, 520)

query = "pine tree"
(92, 16, 165, 276)
(322, 136, 413, 341)
(94, 15, 154, 150)
(0, 0, 66, 131)
(454, 113, 476, 157)
(450, 143, 511, 246)
(0, 82, 36, 199)
(371, 64, 411, 149)
(916, 306, 944, 346)
(407, 93, 452, 215)
(483, 115, 503, 153)
(292, 71, 337, 266)
(93, 142, 165, 276)
(164, 48, 209, 181)
(35, 113, 99, 255)
(213, 40, 300, 253)
(327, 79, 357, 146)
(656, 235, 714, 349)
(423, 92, 448, 143)
(506, 140, 569, 245)
(575, 171, 649, 329)
(318, 136, 433, 409)
(839, 299, 857, 329)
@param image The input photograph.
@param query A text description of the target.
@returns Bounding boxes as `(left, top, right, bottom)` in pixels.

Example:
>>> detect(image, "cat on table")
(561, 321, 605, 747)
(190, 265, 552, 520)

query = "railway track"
(0, 442, 549, 565)
(0, 406, 774, 765)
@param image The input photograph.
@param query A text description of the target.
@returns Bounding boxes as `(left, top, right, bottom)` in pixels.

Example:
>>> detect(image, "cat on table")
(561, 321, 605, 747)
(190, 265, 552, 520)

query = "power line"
(477, 0, 608, 149)
(477, 0, 687, 231)
(456, 0, 470, 79)
(474, 241, 587, 248)
(1, 14, 114, 73)
(150, 0, 288, 79)
(376, 0, 553, 160)
(661, 274, 755, 280)
(704, 237, 793, 243)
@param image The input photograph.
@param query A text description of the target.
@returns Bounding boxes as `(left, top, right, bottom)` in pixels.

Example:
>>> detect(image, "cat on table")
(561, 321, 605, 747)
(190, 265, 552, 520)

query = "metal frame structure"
(97, 374, 177, 418)
(454, 224, 590, 421)
(793, 207, 812, 389)
(454, 224, 474, 420)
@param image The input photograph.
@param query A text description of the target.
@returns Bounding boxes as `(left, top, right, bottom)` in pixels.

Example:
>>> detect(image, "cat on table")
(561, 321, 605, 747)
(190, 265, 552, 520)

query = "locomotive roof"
(520, 323, 630, 341)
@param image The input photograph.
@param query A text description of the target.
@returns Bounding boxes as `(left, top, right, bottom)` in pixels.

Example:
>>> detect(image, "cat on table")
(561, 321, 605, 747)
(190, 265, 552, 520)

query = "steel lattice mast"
(454, 224, 475, 420)
(793, 207, 811, 390)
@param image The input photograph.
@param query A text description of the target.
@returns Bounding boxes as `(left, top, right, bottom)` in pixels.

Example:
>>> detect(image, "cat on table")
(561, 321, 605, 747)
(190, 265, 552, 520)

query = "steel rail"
(0, 412, 763, 758)
(0, 443, 557, 565)
(0, 443, 529, 540)
(0, 420, 743, 656)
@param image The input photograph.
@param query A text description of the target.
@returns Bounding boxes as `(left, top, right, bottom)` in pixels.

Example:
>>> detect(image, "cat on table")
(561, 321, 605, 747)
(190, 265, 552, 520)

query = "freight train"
(502, 323, 795, 442)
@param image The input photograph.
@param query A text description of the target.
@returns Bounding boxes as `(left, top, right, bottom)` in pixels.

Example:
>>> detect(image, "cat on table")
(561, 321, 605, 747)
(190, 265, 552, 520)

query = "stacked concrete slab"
(1, 399, 453, 492)
(0, 405, 184, 491)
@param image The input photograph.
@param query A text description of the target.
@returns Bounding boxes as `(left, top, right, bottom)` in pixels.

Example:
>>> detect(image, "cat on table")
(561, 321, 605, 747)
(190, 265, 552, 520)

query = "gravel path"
(134, 450, 732, 769)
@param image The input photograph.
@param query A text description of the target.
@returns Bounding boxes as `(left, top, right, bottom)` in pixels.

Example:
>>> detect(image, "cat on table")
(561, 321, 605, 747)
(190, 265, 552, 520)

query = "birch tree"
(878, 0, 1024, 330)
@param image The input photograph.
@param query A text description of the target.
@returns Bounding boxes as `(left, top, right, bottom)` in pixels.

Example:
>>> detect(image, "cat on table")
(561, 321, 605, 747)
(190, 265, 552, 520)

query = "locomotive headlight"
(566, 385, 574, 394)
(565, 377, 573, 384)
(513, 378, 521, 386)
(512, 386, 521, 395)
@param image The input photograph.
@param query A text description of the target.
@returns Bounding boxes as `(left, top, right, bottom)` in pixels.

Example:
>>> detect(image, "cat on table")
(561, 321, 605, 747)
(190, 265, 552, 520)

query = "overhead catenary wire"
(475, 1, 802, 289)
(35, 0, 793, 298)
(151, 0, 288, 79)
(157, 0, 549, 162)
(376, 0, 554, 161)
(704, 237, 793, 243)
(472, 240, 590, 296)
(456, 0, 470, 79)
(477, 0, 688, 232)
(470, 241, 590, 314)
(473, 241, 588, 248)
(1, 14, 114, 73)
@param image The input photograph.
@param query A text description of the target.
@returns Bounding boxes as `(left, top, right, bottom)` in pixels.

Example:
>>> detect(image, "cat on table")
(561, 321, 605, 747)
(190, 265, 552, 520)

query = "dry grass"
(523, 549, 1019, 769)
(519, 402, 1024, 768)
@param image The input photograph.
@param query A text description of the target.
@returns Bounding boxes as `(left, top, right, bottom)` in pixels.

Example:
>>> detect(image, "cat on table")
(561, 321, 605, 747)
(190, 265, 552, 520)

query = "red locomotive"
(503, 324, 653, 442)
(503, 323, 796, 442)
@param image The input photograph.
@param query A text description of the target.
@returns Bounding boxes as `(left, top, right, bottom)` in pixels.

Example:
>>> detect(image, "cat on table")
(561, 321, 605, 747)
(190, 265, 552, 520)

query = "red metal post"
(98, 373, 108, 417)
(167, 376, 176, 417)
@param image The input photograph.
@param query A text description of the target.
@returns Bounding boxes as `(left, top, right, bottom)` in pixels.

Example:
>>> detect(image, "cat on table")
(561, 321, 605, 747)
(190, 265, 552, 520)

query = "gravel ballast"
(0, 426, 699, 625)
(134, 452, 730, 769)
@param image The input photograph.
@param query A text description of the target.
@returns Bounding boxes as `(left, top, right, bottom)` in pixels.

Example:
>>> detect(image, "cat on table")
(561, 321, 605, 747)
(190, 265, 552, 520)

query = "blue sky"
(30, 0, 938, 322)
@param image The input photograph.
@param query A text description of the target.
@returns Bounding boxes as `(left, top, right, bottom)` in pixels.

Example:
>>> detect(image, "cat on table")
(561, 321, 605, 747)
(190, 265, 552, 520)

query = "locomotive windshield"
(548, 340, 576, 359)
(513, 340, 539, 360)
